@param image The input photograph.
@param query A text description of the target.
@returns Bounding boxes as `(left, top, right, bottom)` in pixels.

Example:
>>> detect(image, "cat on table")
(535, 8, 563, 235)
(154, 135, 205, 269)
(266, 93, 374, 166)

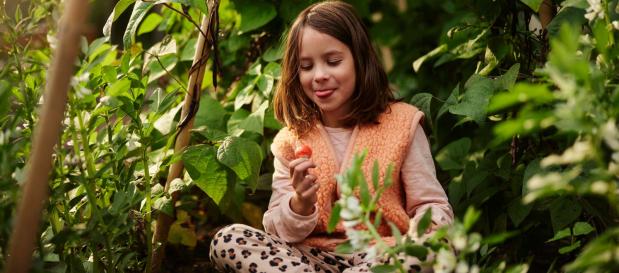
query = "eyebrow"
(300, 50, 344, 60)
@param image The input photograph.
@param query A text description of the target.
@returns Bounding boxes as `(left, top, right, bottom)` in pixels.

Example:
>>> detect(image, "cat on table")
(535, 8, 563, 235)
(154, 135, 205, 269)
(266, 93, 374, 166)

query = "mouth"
(315, 88, 335, 98)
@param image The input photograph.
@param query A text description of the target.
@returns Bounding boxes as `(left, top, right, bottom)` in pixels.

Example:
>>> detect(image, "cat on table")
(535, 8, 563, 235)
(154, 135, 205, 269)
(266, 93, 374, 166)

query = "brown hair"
(273, 0, 395, 136)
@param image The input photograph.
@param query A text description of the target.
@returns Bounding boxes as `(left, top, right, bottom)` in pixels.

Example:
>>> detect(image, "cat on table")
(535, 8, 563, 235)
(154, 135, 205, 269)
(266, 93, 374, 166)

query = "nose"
(313, 65, 329, 82)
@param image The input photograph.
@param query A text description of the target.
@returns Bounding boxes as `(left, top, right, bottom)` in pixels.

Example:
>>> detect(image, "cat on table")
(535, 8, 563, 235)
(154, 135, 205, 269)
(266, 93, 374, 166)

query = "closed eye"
(327, 59, 342, 66)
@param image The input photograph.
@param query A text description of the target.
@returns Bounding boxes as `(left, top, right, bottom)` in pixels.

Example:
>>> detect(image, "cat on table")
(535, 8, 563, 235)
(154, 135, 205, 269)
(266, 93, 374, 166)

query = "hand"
(288, 157, 319, 216)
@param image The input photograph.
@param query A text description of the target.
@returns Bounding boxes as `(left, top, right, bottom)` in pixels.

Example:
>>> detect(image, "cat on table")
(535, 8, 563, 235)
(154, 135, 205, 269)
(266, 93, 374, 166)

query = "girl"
(209, 1, 453, 272)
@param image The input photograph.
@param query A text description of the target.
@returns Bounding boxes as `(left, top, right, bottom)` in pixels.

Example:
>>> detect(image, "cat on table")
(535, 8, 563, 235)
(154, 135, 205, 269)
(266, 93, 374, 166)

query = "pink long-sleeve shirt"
(263, 122, 454, 243)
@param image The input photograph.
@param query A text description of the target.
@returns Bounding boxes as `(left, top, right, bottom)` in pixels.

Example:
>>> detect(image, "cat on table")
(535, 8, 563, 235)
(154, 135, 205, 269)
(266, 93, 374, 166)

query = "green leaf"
(123, 1, 155, 49)
(549, 197, 582, 233)
(410, 92, 432, 118)
(327, 203, 341, 233)
(547, 7, 586, 38)
(172, 0, 208, 14)
(138, 12, 162, 35)
(238, 101, 268, 135)
(103, 0, 137, 37)
(449, 75, 495, 124)
(404, 245, 428, 261)
(107, 78, 132, 98)
(547, 227, 571, 242)
(372, 161, 380, 190)
(227, 108, 250, 135)
(413, 44, 447, 72)
(195, 93, 228, 132)
(520, 0, 543, 12)
(256, 74, 275, 97)
(463, 207, 481, 231)
(359, 175, 371, 207)
(153, 195, 174, 216)
(334, 240, 353, 253)
(496, 63, 520, 91)
(573, 222, 595, 236)
(417, 209, 433, 236)
(437, 84, 459, 121)
(559, 240, 581, 254)
(236, 0, 277, 33)
(388, 222, 402, 243)
(507, 198, 532, 227)
(371, 264, 398, 273)
(183, 145, 228, 204)
(487, 83, 553, 113)
(146, 54, 178, 84)
(481, 231, 519, 245)
(217, 136, 264, 190)
(435, 138, 471, 170)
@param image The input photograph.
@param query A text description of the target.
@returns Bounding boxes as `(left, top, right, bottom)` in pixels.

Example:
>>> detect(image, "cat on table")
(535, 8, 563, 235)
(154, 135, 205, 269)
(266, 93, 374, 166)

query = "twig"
(150, 1, 219, 272)
(5, 0, 89, 272)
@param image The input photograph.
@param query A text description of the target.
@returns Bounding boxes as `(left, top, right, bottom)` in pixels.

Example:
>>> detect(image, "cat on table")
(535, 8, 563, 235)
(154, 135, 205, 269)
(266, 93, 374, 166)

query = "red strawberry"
(294, 144, 312, 159)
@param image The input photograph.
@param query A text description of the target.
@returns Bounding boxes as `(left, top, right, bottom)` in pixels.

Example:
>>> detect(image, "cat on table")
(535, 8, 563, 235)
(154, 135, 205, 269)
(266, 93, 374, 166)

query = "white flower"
(434, 248, 457, 273)
(585, 0, 605, 22)
(452, 232, 467, 251)
(469, 265, 480, 273)
(541, 140, 592, 167)
(455, 261, 469, 273)
(340, 196, 362, 220)
(613, 21, 619, 30)
(467, 233, 482, 252)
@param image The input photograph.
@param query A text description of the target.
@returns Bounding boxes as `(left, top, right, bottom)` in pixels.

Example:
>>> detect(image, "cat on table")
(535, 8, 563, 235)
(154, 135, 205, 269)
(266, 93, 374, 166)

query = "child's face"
(298, 27, 356, 127)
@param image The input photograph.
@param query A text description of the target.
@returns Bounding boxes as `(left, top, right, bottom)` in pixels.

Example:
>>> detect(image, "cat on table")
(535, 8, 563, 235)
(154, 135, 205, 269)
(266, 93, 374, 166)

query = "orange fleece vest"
(271, 102, 425, 250)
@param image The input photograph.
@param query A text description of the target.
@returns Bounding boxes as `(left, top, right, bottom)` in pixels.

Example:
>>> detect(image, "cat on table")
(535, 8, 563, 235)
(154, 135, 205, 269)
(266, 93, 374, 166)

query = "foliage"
(0, 0, 618, 272)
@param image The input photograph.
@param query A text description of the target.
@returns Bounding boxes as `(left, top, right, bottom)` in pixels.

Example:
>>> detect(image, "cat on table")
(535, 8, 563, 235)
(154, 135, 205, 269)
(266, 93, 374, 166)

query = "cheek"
(299, 72, 312, 91)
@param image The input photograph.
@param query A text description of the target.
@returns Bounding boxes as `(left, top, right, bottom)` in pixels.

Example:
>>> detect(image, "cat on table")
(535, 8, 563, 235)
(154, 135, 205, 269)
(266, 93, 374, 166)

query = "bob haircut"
(273, 0, 395, 136)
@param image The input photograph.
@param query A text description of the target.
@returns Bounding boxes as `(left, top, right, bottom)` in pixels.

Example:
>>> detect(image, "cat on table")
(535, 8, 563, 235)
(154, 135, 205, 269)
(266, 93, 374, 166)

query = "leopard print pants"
(209, 224, 428, 273)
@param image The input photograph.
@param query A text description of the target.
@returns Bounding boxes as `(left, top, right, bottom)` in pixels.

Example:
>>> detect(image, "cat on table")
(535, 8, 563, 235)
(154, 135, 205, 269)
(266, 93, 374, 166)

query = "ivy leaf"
(520, 0, 543, 12)
(217, 136, 264, 191)
(435, 138, 471, 170)
(183, 145, 228, 204)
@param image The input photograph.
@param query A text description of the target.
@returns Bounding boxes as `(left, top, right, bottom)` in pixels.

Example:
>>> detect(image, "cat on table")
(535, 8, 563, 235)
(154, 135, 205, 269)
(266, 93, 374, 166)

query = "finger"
(291, 160, 316, 182)
(301, 183, 320, 201)
(294, 174, 316, 194)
